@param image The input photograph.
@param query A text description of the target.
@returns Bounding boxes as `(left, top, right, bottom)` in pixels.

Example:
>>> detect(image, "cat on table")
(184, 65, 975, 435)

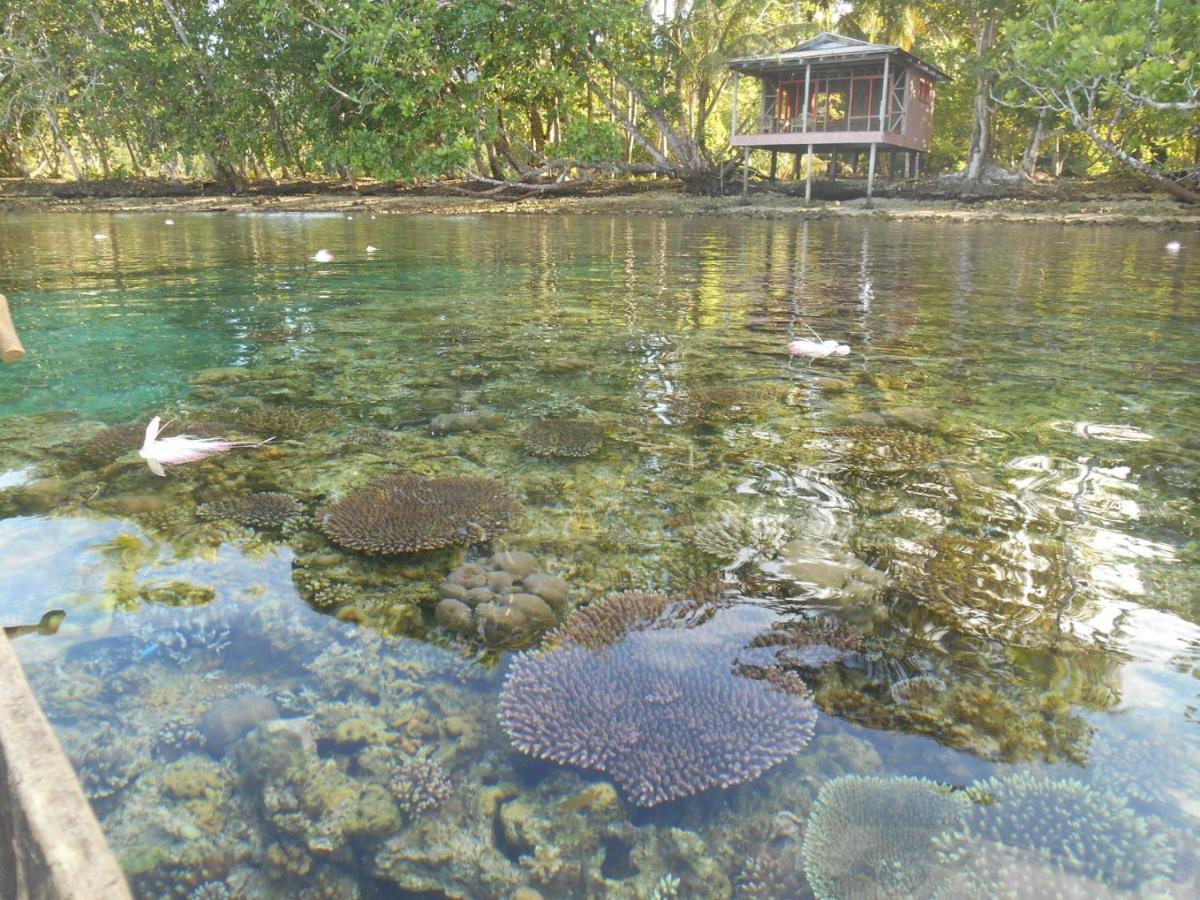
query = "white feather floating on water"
(788, 338, 850, 359)
(164, 219, 175, 226)
(366, 245, 379, 253)
(311, 249, 335, 263)
(1165, 240, 1181, 254)
(138, 416, 271, 477)
(93, 233, 108, 241)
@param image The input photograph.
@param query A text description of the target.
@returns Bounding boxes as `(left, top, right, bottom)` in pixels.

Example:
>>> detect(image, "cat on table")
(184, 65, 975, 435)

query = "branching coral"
(499, 592, 818, 806)
(197, 492, 304, 529)
(690, 509, 797, 568)
(522, 419, 605, 458)
(801, 775, 969, 900)
(934, 773, 1175, 897)
(316, 475, 521, 555)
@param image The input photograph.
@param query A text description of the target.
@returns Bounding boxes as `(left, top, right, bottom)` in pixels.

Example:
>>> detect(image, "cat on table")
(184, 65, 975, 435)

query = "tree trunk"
(1020, 110, 1048, 179)
(965, 11, 999, 186)
(1084, 126, 1200, 204)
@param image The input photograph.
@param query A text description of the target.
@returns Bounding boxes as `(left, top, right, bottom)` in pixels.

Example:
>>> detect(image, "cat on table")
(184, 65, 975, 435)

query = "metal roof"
(729, 31, 950, 81)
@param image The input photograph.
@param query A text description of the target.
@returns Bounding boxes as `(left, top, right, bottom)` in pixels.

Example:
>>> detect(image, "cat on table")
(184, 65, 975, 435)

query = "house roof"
(729, 31, 950, 81)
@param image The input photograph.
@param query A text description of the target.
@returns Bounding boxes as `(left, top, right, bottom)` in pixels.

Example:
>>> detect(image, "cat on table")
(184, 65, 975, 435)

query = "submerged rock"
(200, 694, 279, 757)
(435, 552, 574, 649)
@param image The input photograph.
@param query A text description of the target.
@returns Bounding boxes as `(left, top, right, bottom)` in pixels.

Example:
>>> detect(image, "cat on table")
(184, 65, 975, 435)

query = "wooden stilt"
(0, 293, 25, 362)
(866, 142, 877, 208)
(805, 144, 813, 204)
(769, 151, 777, 186)
(829, 149, 838, 180)
(741, 146, 749, 199)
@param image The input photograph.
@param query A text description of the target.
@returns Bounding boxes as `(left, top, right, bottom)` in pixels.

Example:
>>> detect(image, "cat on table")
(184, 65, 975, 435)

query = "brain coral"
(801, 774, 969, 900)
(499, 592, 818, 806)
(934, 773, 1175, 898)
(197, 492, 303, 529)
(522, 419, 604, 458)
(317, 475, 521, 555)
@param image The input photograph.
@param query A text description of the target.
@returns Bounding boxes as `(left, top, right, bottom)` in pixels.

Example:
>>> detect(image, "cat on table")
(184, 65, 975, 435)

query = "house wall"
(903, 68, 936, 150)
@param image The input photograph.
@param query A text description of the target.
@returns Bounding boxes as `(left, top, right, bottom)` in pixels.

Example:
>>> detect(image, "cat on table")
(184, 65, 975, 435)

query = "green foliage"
(0, 0, 1193, 192)
(553, 120, 625, 165)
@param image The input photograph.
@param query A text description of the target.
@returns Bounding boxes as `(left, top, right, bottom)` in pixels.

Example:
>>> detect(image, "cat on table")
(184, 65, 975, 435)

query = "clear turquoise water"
(1, 211, 1198, 898)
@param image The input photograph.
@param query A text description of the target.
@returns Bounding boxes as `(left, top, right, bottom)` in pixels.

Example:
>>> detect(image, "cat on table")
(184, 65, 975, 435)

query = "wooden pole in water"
(0, 293, 25, 362)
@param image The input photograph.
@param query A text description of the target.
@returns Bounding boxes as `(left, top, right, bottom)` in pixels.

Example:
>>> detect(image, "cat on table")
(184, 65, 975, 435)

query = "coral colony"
(499, 593, 819, 806)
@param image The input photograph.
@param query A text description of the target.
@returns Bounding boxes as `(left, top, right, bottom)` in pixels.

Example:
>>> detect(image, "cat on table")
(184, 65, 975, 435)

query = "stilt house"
(729, 32, 949, 201)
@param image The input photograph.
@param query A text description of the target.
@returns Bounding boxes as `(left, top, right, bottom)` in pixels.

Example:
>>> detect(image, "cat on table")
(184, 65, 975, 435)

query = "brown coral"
(522, 419, 604, 458)
(234, 405, 340, 438)
(680, 385, 763, 423)
(197, 492, 304, 529)
(746, 617, 864, 669)
(499, 592, 818, 806)
(316, 475, 522, 555)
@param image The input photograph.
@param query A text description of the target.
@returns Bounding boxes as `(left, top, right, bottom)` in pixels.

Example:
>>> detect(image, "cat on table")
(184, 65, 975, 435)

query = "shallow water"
(1, 212, 1198, 898)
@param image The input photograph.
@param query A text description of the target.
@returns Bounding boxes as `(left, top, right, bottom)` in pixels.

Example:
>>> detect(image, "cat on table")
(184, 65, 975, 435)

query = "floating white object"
(138, 416, 270, 477)
(345, 215, 354, 220)
(164, 219, 175, 226)
(366, 245, 379, 253)
(311, 249, 335, 263)
(788, 338, 850, 359)
(93, 233, 107, 241)
(1165, 240, 1181, 254)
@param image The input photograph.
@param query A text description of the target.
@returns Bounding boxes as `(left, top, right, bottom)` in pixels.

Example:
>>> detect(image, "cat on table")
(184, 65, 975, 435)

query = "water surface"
(1, 212, 1198, 898)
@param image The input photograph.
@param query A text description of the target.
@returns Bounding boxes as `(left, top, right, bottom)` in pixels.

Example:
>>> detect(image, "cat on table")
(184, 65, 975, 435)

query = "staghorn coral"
(522, 419, 605, 458)
(889, 674, 948, 707)
(197, 492, 304, 529)
(132, 607, 234, 668)
(388, 756, 452, 814)
(690, 510, 797, 568)
(801, 775, 969, 900)
(316, 475, 521, 555)
(499, 592, 818, 806)
(934, 773, 1175, 897)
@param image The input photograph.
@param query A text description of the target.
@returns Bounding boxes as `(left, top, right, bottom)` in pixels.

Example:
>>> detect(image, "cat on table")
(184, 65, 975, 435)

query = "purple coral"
(499, 593, 818, 806)
(316, 475, 522, 555)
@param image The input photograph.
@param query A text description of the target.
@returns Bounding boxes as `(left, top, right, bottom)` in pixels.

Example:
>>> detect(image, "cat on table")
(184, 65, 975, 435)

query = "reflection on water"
(1, 213, 1198, 898)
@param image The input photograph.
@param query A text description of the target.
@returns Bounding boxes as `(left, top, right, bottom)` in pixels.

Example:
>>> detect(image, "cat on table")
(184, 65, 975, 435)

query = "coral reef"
(680, 386, 764, 423)
(889, 674, 948, 707)
(435, 552, 573, 648)
(430, 410, 505, 434)
(690, 509, 797, 569)
(233, 405, 341, 438)
(316, 475, 522, 555)
(74, 422, 145, 469)
(499, 593, 818, 806)
(801, 775, 969, 900)
(197, 492, 304, 529)
(934, 773, 1175, 897)
(745, 616, 864, 670)
(522, 419, 605, 458)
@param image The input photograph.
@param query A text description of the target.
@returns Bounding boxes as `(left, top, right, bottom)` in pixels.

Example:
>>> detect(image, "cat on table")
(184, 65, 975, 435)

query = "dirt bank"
(2, 178, 1198, 229)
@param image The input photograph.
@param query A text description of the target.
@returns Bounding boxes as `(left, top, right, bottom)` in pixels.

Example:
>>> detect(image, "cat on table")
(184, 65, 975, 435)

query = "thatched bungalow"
(729, 32, 949, 202)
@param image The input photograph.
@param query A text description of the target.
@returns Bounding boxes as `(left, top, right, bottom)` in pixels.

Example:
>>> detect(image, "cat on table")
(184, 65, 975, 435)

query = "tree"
(1001, 0, 1200, 201)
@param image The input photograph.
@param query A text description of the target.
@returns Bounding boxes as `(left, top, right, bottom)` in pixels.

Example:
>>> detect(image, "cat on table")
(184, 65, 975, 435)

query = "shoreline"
(2, 185, 1198, 229)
